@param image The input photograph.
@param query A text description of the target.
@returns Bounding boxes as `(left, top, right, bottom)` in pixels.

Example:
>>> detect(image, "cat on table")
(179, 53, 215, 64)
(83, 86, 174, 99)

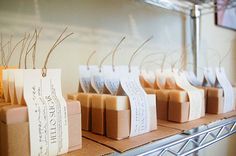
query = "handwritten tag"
(103, 66, 119, 95)
(185, 71, 202, 86)
(173, 70, 203, 120)
(215, 68, 234, 113)
(119, 66, 150, 137)
(91, 66, 105, 94)
(79, 66, 95, 93)
(24, 69, 69, 156)
(203, 68, 216, 87)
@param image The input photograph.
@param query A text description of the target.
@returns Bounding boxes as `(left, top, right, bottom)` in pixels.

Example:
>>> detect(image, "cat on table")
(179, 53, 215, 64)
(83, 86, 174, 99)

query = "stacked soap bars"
(68, 92, 157, 140)
(0, 100, 82, 156)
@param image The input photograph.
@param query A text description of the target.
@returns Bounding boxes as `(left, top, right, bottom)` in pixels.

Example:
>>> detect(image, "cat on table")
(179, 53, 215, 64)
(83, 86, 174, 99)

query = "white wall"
(0, 0, 235, 155)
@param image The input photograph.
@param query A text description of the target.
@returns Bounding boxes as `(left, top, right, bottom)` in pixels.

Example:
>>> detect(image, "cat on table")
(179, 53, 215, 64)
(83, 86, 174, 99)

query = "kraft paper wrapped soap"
(105, 94, 157, 140)
(206, 87, 224, 114)
(0, 100, 82, 156)
(77, 93, 95, 131)
(91, 94, 111, 135)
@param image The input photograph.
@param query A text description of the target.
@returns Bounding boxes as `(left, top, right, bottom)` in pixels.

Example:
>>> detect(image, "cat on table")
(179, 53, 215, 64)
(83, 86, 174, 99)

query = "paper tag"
(215, 68, 234, 113)
(119, 66, 150, 137)
(24, 69, 69, 156)
(79, 66, 95, 93)
(173, 70, 203, 120)
(91, 66, 105, 94)
(203, 68, 216, 87)
(140, 70, 155, 88)
(8, 69, 18, 104)
(2, 69, 11, 102)
(155, 69, 166, 89)
(14, 69, 26, 105)
(185, 71, 202, 86)
(103, 66, 120, 95)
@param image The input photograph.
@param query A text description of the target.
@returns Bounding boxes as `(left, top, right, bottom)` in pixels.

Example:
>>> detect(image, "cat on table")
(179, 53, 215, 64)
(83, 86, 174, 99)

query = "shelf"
(144, 0, 236, 16)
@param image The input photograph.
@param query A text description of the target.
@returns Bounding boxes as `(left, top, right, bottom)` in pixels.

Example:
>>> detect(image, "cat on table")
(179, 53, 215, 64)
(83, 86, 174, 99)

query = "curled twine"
(128, 36, 153, 73)
(42, 27, 73, 77)
(18, 33, 29, 68)
(24, 32, 36, 69)
(86, 50, 96, 70)
(99, 36, 126, 72)
(32, 27, 42, 69)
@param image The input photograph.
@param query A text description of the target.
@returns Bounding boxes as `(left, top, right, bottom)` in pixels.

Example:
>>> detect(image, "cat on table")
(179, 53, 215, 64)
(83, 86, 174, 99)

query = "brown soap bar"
(105, 96, 130, 140)
(169, 90, 189, 103)
(206, 97, 224, 114)
(91, 94, 111, 135)
(77, 93, 95, 131)
(168, 101, 190, 123)
(156, 90, 170, 102)
(157, 101, 168, 120)
(0, 100, 81, 156)
(207, 87, 223, 97)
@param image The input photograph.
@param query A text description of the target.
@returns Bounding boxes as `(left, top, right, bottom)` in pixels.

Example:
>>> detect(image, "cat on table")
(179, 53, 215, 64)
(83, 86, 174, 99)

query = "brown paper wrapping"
(0, 100, 82, 156)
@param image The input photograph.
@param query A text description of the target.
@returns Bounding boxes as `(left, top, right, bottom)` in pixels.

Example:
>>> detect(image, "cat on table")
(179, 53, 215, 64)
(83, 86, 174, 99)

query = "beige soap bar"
(207, 97, 224, 114)
(207, 87, 223, 97)
(156, 89, 170, 102)
(91, 94, 111, 135)
(169, 90, 189, 103)
(168, 101, 190, 123)
(67, 92, 80, 100)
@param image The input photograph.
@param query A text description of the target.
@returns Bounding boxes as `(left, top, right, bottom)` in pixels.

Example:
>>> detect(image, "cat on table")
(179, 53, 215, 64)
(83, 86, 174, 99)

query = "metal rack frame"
(115, 117, 236, 156)
(143, 0, 236, 76)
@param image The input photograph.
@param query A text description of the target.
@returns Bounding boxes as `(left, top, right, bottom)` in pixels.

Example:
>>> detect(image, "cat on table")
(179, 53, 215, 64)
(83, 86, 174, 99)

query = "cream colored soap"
(169, 90, 189, 103)
(106, 96, 130, 111)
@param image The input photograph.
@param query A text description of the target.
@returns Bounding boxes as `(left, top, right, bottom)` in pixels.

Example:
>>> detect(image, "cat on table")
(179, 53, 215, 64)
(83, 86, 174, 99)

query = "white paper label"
(215, 68, 234, 113)
(103, 66, 119, 95)
(173, 70, 203, 120)
(119, 66, 150, 137)
(2, 69, 10, 102)
(24, 69, 68, 156)
(203, 68, 216, 87)
(14, 69, 25, 105)
(91, 66, 105, 94)
(155, 70, 166, 89)
(185, 71, 202, 86)
(79, 66, 95, 93)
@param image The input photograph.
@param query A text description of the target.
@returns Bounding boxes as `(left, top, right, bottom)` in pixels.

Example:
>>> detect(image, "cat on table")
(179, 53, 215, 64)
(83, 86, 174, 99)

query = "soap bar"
(0, 100, 82, 156)
(105, 95, 157, 140)
(207, 97, 224, 114)
(144, 88, 157, 94)
(156, 90, 170, 102)
(77, 93, 95, 131)
(157, 101, 168, 120)
(168, 101, 190, 123)
(207, 87, 223, 97)
(91, 94, 111, 135)
(169, 90, 189, 103)
(67, 92, 80, 100)
(105, 96, 130, 140)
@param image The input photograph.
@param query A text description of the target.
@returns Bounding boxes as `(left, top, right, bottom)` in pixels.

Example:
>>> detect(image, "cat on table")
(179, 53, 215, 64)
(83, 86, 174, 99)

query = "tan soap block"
(168, 101, 190, 123)
(206, 97, 224, 114)
(91, 94, 111, 135)
(207, 87, 223, 98)
(144, 88, 157, 94)
(169, 90, 189, 103)
(156, 90, 170, 102)
(67, 92, 80, 100)
(105, 95, 130, 140)
(77, 93, 95, 131)
(0, 100, 81, 156)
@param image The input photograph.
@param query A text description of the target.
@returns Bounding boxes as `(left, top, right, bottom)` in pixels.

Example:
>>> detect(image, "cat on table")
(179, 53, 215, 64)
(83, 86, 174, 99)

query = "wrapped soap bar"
(77, 93, 95, 131)
(156, 90, 170, 120)
(207, 87, 223, 97)
(169, 90, 189, 103)
(168, 101, 190, 123)
(91, 94, 111, 135)
(0, 100, 82, 156)
(105, 96, 130, 140)
(105, 95, 157, 140)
